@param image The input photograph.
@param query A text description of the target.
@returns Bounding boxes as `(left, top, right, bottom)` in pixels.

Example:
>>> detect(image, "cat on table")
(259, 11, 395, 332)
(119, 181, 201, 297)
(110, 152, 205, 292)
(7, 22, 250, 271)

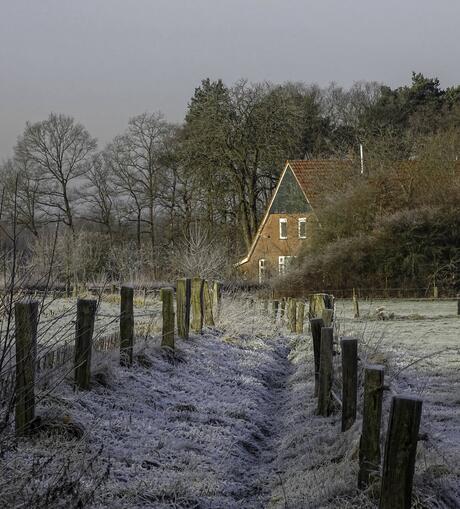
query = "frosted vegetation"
(0, 296, 458, 507)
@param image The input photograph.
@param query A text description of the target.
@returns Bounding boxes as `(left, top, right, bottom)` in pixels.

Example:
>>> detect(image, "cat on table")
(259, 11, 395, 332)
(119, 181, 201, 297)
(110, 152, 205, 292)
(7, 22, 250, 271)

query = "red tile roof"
(287, 160, 356, 210)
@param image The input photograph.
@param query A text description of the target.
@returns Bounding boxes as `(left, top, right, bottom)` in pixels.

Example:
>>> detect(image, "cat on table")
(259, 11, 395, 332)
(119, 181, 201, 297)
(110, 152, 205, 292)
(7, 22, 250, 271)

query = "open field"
(0, 296, 458, 508)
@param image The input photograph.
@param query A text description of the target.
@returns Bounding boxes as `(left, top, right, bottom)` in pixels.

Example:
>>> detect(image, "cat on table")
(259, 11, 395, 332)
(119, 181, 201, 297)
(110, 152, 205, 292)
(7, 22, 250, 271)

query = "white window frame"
(279, 218, 288, 239)
(278, 256, 285, 274)
(258, 259, 266, 284)
(279, 255, 295, 274)
(298, 217, 307, 239)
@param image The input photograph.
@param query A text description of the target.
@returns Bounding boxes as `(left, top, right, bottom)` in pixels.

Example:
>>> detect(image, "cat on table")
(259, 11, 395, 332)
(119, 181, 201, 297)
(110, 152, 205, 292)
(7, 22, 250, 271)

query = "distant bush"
(278, 205, 460, 295)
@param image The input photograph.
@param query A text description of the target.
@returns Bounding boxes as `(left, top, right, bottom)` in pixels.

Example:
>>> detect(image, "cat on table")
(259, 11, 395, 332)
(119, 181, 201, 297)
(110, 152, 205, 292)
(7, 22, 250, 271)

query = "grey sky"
(1, 0, 460, 158)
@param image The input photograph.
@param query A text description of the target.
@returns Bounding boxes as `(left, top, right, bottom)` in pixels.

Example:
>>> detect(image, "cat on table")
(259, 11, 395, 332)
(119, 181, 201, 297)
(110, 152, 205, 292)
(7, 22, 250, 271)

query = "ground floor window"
(278, 255, 295, 274)
(258, 258, 266, 283)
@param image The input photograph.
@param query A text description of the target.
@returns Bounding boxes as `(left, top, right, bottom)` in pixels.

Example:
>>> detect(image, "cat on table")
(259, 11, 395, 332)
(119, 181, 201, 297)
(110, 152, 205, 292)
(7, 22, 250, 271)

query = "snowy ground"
(0, 297, 458, 508)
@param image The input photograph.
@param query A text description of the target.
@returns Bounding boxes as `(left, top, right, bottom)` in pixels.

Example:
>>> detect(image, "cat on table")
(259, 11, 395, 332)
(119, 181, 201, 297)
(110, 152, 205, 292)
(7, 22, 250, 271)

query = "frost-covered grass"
(0, 297, 458, 508)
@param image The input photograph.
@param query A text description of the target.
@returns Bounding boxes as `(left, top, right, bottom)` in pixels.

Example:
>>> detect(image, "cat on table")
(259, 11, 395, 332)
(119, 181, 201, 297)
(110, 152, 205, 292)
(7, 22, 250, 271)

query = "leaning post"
(358, 365, 385, 488)
(317, 326, 334, 416)
(287, 297, 297, 332)
(310, 318, 324, 396)
(74, 298, 97, 390)
(272, 300, 279, 322)
(161, 287, 175, 350)
(280, 298, 286, 323)
(296, 300, 305, 333)
(212, 281, 222, 320)
(379, 395, 423, 509)
(203, 280, 215, 326)
(341, 337, 358, 431)
(15, 300, 39, 436)
(176, 278, 191, 339)
(321, 308, 334, 327)
(120, 285, 134, 367)
(191, 277, 204, 334)
(353, 288, 360, 318)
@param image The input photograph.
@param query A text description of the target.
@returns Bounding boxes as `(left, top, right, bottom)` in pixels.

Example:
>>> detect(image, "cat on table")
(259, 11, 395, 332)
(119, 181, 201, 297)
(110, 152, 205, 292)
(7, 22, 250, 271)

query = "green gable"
(269, 167, 311, 214)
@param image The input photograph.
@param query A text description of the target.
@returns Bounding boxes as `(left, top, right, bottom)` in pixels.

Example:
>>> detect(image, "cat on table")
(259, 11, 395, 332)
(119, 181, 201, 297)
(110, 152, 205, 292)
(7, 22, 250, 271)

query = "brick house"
(237, 159, 353, 282)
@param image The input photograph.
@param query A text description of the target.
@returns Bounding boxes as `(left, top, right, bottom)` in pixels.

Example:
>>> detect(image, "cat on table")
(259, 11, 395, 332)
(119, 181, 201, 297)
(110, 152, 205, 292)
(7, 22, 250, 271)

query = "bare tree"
(0, 158, 43, 237)
(105, 112, 174, 271)
(81, 153, 117, 242)
(14, 113, 97, 233)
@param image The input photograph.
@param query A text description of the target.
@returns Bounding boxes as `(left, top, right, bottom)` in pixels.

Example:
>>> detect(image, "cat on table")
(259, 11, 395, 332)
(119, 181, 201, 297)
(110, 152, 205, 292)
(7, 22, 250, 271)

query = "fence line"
(1, 281, 427, 507)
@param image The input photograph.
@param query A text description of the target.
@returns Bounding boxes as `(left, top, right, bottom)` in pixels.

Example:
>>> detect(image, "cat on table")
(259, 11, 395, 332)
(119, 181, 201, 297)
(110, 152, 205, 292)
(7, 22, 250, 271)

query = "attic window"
(298, 218, 307, 239)
(279, 218, 287, 239)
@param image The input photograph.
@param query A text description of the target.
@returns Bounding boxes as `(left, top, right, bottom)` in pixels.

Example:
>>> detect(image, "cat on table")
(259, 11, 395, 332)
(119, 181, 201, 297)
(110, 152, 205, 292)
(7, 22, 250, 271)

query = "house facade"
(237, 159, 352, 282)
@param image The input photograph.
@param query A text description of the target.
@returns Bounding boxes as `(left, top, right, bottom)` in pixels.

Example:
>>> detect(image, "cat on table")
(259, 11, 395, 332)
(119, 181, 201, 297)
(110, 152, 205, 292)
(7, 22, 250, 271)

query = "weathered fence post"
(176, 278, 191, 339)
(287, 297, 297, 332)
(379, 395, 423, 509)
(310, 318, 324, 396)
(191, 277, 204, 334)
(353, 288, 360, 318)
(263, 299, 269, 313)
(321, 308, 334, 327)
(74, 298, 97, 390)
(359, 365, 385, 488)
(457, 295, 460, 315)
(317, 326, 334, 416)
(272, 300, 279, 322)
(280, 298, 286, 322)
(120, 285, 134, 367)
(161, 287, 175, 349)
(309, 293, 334, 319)
(203, 280, 215, 326)
(296, 300, 305, 333)
(15, 300, 38, 435)
(341, 337, 358, 431)
(212, 281, 222, 319)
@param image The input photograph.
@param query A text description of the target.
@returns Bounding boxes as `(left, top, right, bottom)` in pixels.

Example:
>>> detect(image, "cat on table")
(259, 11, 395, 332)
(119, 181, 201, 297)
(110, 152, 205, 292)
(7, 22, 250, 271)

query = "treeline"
(1, 72, 459, 288)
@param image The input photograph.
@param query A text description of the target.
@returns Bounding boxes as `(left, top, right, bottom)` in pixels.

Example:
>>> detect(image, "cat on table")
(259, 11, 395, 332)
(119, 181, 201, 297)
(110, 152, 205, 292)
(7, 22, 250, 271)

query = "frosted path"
(39, 329, 297, 508)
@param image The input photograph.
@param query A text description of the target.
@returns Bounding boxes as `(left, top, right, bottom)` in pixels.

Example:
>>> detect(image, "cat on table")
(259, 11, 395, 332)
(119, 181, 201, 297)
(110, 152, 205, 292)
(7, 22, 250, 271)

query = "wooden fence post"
(296, 300, 305, 333)
(120, 285, 134, 367)
(341, 337, 358, 431)
(203, 280, 215, 326)
(280, 298, 286, 322)
(379, 395, 423, 509)
(161, 287, 175, 349)
(176, 278, 191, 339)
(212, 281, 222, 319)
(317, 326, 334, 416)
(15, 300, 38, 435)
(287, 297, 297, 332)
(310, 318, 324, 396)
(353, 288, 360, 318)
(309, 293, 334, 319)
(74, 299, 97, 390)
(457, 295, 460, 315)
(191, 277, 204, 334)
(359, 365, 384, 488)
(321, 308, 334, 327)
(263, 299, 269, 313)
(272, 300, 279, 322)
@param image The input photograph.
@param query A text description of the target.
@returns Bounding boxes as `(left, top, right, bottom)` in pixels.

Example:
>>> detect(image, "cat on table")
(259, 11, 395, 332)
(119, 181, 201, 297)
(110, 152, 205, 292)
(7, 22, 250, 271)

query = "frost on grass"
(1, 297, 458, 508)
